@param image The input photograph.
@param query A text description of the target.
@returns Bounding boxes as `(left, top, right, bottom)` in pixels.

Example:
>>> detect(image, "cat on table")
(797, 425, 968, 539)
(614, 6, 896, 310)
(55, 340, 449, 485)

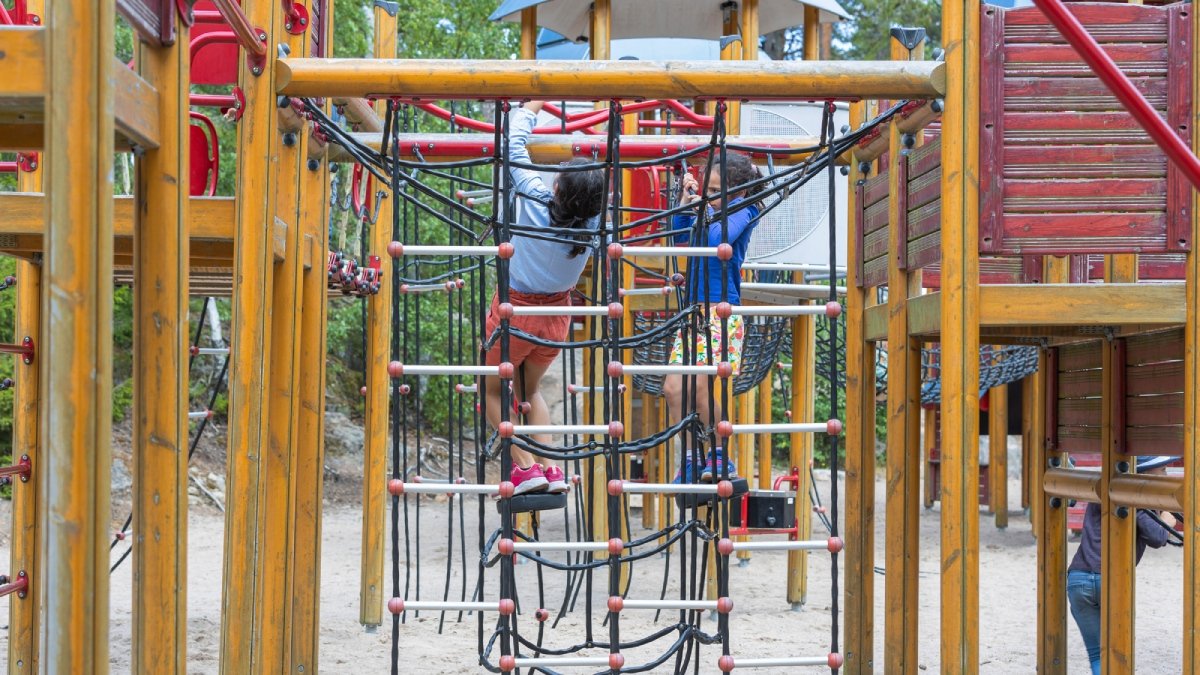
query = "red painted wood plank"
(906, 138, 941, 178)
(1059, 369, 1103, 399)
(1005, 144, 1169, 168)
(1059, 398, 1103, 427)
(863, 173, 890, 207)
(907, 201, 941, 241)
(906, 168, 940, 211)
(906, 231, 940, 271)
(981, 6, 1006, 253)
(1165, 3, 1193, 252)
(1125, 425, 1184, 455)
(1125, 328, 1185, 366)
(855, 181, 865, 288)
(863, 256, 887, 289)
(920, 258, 1023, 288)
(1126, 393, 1186, 427)
(1004, 44, 1168, 67)
(863, 226, 888, 262)
(1137, 254, 1187, 280)
(896, 152, 908, 270)
(1004, 77, 1168, 112)
(1059, 342, 1102, 373)
(1057, 426, 1101, 454)
(1003, 179, 1166, 210)
(1127, 362, 1185, 396)
(999, 213, 1168, 255)
(1003, 111, 1169, 145)
(863, 201, 889, 236)
(1004, 3, 1166, 28)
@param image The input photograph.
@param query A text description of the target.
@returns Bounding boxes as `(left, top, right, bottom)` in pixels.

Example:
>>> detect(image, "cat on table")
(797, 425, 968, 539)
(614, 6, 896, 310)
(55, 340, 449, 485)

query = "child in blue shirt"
(662, 152, 763, 481)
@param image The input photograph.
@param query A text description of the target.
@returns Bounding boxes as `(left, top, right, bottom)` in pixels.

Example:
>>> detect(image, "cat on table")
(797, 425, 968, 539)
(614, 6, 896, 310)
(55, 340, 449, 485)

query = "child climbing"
(662, 152, 763, 482)
(1066, 454, 1181, 675)
(481, 101, 607, 497)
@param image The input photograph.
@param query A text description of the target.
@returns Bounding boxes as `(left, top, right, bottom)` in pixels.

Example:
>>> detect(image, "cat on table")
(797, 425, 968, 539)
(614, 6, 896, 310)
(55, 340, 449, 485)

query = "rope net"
(303, 94, 906, 674)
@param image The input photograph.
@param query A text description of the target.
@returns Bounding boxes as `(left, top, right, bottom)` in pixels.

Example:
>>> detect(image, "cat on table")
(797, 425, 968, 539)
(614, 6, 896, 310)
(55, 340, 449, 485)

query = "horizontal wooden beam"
(113, 58, 159, 150)
(1043, 468, 1101, 502)
(0, 193, 233, 241)
(0, 27, 44, 100)
(980, 284, 1185, 327)
(1045, 469, 1184, 513)
(864, 284, 1186, 341)
(277, 58, 947, 101)
(326, 132, 831, 165)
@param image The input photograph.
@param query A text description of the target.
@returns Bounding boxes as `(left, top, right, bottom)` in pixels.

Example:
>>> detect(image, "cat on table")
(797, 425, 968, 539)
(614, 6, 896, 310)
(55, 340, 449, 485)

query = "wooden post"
(590, 0, 610, 61)
(1021, 376, 1033, 516)
(787, 308, 815, 608)
(519, 7, 537, 59)
(844, 101, 877, 675)
(42, 0, 115, 671)
(939, 0, 982, 670)
(641, 392, 657, 529)
(1033, 349, 1067, 674)
(883, 33, 924, 671)
(1100, 337, 1135, 674)
(1183, 5, 1200, 670)
(736, 391, 754, 565)
(988, 382, 1008, 529)
(220, 0, 282, 669)
(883, 117, 920, 675)
(922, 408, 937, 508)
(288, 2, 334, 669)
(360, 0, 397, 627)
(803, 6, 819, 61)
(132, 13, 190, 672)
(9, 258, 40, 674)
(10, 39, 44, 666)
(758, 378, 773, 490)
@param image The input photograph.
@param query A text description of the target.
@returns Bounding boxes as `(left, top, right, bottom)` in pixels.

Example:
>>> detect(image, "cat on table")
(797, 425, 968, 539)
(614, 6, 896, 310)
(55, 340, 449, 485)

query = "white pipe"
(392, 244, 502, 256)
(728, 305, 835, 317)
(721, 656, 831, 668)
(618, 246, 720, 257)
(511, 424, 611, 436)
(396, 364, 500, 376)
(511, 541, 613, 552)
(728, 423, 827, 434)
(727, 540, 834, 552)
(617, 482, 721, 495)
(511, 657, 611, 668)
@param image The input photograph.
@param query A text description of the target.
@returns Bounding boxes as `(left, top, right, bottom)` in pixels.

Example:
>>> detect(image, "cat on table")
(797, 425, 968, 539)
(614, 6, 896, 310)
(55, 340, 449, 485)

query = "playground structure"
(0, 1, 1196, 674)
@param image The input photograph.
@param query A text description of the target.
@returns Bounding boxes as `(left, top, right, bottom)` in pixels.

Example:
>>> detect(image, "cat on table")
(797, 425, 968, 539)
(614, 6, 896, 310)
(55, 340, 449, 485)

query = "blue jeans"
(1067, 569, 1101, 675)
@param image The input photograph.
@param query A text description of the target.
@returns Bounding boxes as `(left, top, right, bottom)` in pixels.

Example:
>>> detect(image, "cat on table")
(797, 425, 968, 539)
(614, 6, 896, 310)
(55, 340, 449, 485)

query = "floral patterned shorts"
(668, 311, 746, 374)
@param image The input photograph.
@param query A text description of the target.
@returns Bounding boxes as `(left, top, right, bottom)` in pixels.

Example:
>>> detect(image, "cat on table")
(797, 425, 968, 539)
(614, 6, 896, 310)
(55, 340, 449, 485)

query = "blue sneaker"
(700, 448, 737, 482)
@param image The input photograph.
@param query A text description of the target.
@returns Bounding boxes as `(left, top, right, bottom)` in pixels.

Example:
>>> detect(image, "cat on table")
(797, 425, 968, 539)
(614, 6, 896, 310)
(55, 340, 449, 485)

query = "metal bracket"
(248, 27, 269, 76)
(372, 0, 399, 16)
(16, 153, 38, 173)
(282, 0, 308, 34)
(890, 27, 927, 51)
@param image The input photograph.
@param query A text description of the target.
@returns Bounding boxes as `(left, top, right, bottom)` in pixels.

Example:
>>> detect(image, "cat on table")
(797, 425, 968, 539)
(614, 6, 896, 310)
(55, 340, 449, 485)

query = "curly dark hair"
(550, 158, 606, 258)
(716, 151, 765, 208)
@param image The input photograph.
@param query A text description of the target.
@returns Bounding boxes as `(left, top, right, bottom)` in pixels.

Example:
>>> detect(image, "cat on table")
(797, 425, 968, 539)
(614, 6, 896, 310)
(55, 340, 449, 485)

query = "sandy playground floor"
(0, 470, 1185, 674)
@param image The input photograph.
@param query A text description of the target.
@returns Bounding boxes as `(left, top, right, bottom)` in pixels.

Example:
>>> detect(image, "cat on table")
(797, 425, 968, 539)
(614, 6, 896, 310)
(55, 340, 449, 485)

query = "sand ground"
(0, 469, 1184, 674)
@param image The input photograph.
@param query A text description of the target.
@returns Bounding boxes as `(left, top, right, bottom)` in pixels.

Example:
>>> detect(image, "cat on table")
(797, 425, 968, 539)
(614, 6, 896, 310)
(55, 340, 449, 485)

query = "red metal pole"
(0, 571, 29, 599)
(210, 0, 267, 58)
(1032, 0, 1200, 191)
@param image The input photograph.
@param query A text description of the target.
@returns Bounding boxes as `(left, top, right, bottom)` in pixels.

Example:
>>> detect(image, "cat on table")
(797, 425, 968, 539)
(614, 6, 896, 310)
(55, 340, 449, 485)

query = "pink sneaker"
(511, 463, 548, 495)
(543, 464, 570, 494)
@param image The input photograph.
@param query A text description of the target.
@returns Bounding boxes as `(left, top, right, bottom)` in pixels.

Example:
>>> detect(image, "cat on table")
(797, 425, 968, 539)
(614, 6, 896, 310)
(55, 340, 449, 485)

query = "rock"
(111, 459, 133, 494)
(205, 472, 224, 492)
(325, 411, 365, 456)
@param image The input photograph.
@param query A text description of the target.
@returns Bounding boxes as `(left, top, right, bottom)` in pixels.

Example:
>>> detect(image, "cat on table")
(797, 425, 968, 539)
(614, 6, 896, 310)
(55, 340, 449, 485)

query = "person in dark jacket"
(1067, 455, 1180, 675)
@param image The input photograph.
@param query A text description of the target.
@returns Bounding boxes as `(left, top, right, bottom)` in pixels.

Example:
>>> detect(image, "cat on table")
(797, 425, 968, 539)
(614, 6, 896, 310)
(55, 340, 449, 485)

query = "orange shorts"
(483, 290, 572, 368)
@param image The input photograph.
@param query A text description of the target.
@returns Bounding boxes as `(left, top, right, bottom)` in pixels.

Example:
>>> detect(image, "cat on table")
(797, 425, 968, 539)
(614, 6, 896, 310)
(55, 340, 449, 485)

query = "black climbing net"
(306, 94, 907, 674)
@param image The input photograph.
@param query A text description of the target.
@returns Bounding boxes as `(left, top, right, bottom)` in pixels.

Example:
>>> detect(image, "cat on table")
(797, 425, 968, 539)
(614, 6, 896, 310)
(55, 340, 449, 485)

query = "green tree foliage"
(833, 0, 942, 60)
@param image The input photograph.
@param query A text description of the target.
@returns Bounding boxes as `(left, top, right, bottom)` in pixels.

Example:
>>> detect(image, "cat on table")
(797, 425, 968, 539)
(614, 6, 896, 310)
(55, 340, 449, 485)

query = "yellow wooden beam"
(114, 56, 160, 150)
(884, 109, 920, 671)
(0, 27, 44, 99)
(802, 6, 819, 61)
(1100, 338, 1136, 674)
(275, 58, 948, 101)
(939, 0, 982, 668)
(0, 193, 233, 239)
(220, 0, 282, 668)
(260, 4, 312, 666)
(980, 284, 1185, 327)
(590, 0, 610, 60)
(289, 2, 335, 667)
(1185, 4, 1200, 669)
(988, 381, 1009, 529)
(42, 0, 115, 670)
(843, 100, 876, 675)
(8, 260, 40, 674)
(787, 309, 815, 608)
(1034, 349, 1068, 674)
(359, 0, 397, 628)
(131, 15, 190, 673)
(519, 7, 537, 59)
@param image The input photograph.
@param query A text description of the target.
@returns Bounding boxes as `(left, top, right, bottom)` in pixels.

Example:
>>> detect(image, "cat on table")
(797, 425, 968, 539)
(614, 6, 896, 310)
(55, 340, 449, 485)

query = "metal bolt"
(1049, 497, 1063, 509)
(252, 66, 263, 76)
(1116, 506, 1130, 519)
(285, 22, 292, 30)
(307, 159, 321, 171)
(258, 31, 268, 42)
(300, 17, 307, 26)
(1048, 456, 1062, 468)
(1116, 460, 1130, 474)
